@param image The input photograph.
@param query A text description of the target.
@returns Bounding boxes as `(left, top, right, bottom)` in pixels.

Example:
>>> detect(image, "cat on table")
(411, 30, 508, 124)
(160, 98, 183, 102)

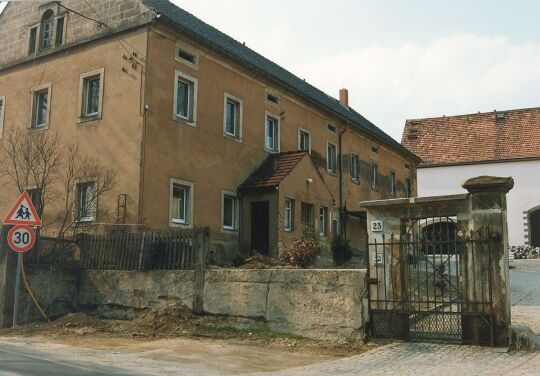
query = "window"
(174, 71, 198, 125)
(327, 142, 337, 174)
(351, 154, 360, 182)
(284, 199, 293, 231)
(40, 10, 54, 50)
(28, 27, 37, 54)
(176, 45, 198, 67)
(55, 17, 65, 46)
(170, 180, 193, 226)
(301, 203, 314, 230)
(78, 69, 104, 121)
(27, 188, 43, 216)
(371, 146, 379, 155)
(319, 206, 328, 236)
(266, 92, 279, 105)
(389, 171, 396, 196)
(265, 113, 279, 152)
(327, 123, 336, 133)
(298, 128, 310, 152)
(76, 182, 95, 222)
(405, 178, 412, 198)
(83, 76, 100, 116)
(0, 97, 4, 138)
(371, 163, 379, 189)
(31, 84, 51, 129)
(224, 93, 242, 139)
(222, 191, 238, 231)
(331, 212, 340, 235)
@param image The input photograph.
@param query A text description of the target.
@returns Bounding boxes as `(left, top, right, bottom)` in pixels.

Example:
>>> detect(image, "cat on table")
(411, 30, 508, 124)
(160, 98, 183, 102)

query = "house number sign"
(371, 220, 384, 232)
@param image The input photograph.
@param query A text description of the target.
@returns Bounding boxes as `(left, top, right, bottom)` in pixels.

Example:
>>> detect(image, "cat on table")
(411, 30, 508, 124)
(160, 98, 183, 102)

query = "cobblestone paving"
(250, 342, 540, 376)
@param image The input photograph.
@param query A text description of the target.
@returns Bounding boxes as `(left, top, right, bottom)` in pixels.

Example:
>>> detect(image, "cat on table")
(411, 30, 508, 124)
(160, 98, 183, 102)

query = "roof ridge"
(406, 106, 540, 123)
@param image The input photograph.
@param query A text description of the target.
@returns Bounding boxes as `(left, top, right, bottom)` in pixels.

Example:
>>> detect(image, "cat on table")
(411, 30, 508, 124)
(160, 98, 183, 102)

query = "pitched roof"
(401, 107, 540, 167)
(240, 151, 307, 190)
(142, 0, 420, 163)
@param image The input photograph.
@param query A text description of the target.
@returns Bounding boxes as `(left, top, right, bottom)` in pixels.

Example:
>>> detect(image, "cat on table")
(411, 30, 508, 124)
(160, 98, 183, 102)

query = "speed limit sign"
(7, 225, 36, 253)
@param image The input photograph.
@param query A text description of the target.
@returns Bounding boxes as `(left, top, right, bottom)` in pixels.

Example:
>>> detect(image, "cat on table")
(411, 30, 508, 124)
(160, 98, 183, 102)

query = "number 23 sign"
(371, 220, 384, 232)
(7, 225, 36, 253)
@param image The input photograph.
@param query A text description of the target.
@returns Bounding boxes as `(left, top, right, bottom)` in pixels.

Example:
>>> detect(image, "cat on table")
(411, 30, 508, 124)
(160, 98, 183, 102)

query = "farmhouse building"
(402, 107, 540, 247)
(0, 0, 420, 261)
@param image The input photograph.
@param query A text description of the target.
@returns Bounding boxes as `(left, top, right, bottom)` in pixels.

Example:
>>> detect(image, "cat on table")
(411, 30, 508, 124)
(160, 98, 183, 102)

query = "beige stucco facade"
(0, 0, 418, 262)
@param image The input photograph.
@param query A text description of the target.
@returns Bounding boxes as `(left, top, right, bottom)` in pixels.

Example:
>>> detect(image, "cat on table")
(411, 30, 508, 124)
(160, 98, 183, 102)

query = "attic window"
(405, 163, 410, 170)
(496, 112, 505, 123)
(176, 46, 198, 67)
(327, 123, 336, 133)
(266, 92, 279, 105)
(371, 146, 379, 155)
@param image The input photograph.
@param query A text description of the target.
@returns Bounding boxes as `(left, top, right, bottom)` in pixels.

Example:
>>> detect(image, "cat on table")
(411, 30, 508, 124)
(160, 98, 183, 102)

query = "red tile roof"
(240, 151, 307, 190)
(402, 107, 540, 167)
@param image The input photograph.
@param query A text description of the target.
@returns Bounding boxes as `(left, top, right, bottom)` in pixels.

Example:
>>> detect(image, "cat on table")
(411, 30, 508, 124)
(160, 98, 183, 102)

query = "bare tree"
(0, 129, 117, 239)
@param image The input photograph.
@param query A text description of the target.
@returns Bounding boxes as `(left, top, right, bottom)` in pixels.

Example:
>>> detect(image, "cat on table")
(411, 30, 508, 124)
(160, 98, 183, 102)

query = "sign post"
(3, 192, 42, 327)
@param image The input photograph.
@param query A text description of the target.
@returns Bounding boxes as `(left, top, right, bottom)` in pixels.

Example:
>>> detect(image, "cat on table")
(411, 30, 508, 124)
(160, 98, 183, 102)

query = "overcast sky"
(172, 0, 540, 141)
(1, 1, 538, 141)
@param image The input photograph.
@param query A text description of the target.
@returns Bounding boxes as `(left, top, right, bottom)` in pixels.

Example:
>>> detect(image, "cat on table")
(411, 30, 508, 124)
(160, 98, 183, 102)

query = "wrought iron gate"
(367, 216, 495, 345)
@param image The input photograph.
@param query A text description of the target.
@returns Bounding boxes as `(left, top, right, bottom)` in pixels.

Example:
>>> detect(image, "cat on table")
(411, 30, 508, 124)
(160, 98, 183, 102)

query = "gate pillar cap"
(462, 176, 514, 194)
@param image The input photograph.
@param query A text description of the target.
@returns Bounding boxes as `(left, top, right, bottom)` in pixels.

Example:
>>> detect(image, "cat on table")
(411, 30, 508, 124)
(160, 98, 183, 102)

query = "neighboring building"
(402, 107, 540, 247)
(0, 0, 420, 262)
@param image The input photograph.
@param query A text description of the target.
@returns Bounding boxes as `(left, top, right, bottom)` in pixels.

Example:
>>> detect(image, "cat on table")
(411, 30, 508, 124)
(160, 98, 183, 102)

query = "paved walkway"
(251, 342, 540, 376)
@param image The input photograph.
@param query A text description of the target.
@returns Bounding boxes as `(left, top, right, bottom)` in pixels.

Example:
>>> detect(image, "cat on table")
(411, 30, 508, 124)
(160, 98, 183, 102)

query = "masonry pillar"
(0, 225, 16, 328)
(461, 176, 513, 347)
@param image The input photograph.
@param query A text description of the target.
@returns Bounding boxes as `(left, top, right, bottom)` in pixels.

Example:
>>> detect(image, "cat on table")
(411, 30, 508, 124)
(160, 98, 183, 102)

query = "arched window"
(40, 10, 54, 49)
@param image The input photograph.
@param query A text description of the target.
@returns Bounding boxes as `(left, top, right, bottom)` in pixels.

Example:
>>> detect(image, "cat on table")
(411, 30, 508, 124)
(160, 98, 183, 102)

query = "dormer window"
(40, 10, 54, 50)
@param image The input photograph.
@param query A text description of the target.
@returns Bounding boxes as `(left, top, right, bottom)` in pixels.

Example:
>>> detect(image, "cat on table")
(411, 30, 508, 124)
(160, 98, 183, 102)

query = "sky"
(1, 1, 538, 140)
(171, 0, 540, 141)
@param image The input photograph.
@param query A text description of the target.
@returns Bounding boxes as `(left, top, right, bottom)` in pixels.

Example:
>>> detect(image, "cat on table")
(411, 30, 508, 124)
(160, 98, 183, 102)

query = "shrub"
(232, 252, 246, 267)
(331, 235, 353, 266)
(280, 234, 319, 268)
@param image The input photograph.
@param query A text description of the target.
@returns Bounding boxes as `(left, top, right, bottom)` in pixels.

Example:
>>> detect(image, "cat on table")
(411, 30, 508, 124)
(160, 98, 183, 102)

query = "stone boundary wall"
(19, 268, 367, 341)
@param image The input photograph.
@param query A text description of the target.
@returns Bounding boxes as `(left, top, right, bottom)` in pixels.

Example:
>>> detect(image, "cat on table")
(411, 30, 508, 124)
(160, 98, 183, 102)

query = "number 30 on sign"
(371, 220, 383, 232)
(7, 225, 36, 253)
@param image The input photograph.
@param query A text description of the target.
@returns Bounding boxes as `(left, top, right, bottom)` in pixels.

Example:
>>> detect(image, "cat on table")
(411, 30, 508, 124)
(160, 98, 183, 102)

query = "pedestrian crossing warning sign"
(3, 191, 42, 227)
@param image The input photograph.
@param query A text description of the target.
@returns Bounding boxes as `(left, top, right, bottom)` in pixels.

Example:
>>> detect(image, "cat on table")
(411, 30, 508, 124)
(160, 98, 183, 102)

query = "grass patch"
(194, 325, 305, 340)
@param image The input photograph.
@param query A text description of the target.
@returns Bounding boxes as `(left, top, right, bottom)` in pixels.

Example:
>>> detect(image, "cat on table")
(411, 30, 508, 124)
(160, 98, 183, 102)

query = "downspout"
(339, 124, 348, 238)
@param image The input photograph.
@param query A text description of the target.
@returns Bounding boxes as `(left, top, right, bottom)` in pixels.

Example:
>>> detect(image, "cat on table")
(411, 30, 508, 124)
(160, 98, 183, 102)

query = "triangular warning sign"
(3, 191, 42, 226)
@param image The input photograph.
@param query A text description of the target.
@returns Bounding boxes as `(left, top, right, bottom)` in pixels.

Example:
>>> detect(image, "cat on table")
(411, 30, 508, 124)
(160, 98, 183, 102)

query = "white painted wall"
(417, 160, 540, 246)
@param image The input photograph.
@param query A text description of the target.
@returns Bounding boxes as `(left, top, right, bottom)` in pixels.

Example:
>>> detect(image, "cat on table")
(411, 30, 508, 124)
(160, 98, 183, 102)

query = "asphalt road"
(0, 342, 147, 376)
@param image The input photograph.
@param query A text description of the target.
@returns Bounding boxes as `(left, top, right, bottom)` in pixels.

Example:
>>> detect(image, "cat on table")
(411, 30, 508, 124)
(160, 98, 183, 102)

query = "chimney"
(339, 88, 349, 107)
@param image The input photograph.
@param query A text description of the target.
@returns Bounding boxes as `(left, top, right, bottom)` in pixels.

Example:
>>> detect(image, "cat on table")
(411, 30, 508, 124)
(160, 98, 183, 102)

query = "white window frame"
(327, 141, 337, 174)
(221, 190, 238, 232)
(389, 170, 397, 197)
(75, 181, 96, 223)
(264, 111, 280, 153)
(173, 70, 198, 127)
(78, 68, 104, 122)
(30, 82, 52, 130)
(0, 96, 5, 139)
(319, 206, 328, 236)
(331, 211, 340, 234)
(284, 198, 293, 232)
(265, 90, 280, 106)
(298, 127, 311, 153)
(175, 43, 199, 69)
(223, 92, 243, 141)
(327, 122, 336, 134)
(351, 153, 360, 182)
(169, 178, 194, 228)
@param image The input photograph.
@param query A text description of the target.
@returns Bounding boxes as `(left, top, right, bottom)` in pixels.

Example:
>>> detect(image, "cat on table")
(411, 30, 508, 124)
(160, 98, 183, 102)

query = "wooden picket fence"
(78, 228, 209, 271)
